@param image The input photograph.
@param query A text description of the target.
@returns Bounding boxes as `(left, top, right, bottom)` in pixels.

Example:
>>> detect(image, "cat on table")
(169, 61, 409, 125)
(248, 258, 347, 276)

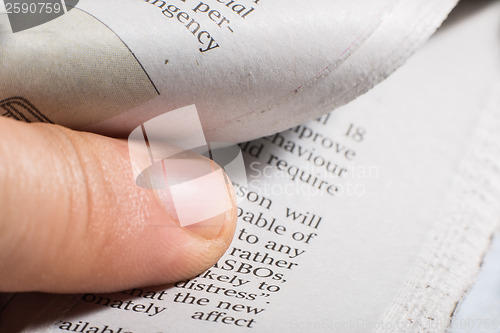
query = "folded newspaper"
(2, 0, 500, 332)
(1, 0, 457, 142)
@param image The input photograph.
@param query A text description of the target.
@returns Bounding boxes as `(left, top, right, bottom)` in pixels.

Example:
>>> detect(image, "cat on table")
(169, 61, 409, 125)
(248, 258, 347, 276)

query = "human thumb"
(0, 117, 237, 293)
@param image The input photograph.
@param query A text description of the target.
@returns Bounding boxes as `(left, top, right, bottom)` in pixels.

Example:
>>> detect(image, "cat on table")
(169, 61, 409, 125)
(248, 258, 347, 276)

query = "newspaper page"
(1, 0, 457, 142)
(1, 1, 499, 332)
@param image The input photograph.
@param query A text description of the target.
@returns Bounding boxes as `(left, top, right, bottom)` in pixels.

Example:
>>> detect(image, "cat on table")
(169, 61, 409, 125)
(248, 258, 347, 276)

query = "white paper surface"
(1, 0, 457, 142)
(1, 2, 499, 332)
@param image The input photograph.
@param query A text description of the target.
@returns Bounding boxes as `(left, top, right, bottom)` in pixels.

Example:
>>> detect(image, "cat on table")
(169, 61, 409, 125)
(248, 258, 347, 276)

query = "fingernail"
(127, 112, 235, 239)
(146, 152, 235, 239)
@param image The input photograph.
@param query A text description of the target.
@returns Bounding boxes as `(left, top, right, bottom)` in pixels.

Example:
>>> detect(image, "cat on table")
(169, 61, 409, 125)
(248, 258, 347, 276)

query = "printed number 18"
(345, 124, 366, 142)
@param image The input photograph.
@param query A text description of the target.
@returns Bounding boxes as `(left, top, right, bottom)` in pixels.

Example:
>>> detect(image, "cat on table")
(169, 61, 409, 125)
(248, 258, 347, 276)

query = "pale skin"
(0, 117, 238, 293)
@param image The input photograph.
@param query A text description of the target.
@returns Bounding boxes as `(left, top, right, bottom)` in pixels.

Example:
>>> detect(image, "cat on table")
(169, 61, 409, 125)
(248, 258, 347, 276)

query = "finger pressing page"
(0, 117, 237, 293)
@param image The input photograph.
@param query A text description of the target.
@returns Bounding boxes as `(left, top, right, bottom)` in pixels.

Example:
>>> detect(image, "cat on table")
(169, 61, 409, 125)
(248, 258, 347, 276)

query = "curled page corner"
(1, 0, 458, 142)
